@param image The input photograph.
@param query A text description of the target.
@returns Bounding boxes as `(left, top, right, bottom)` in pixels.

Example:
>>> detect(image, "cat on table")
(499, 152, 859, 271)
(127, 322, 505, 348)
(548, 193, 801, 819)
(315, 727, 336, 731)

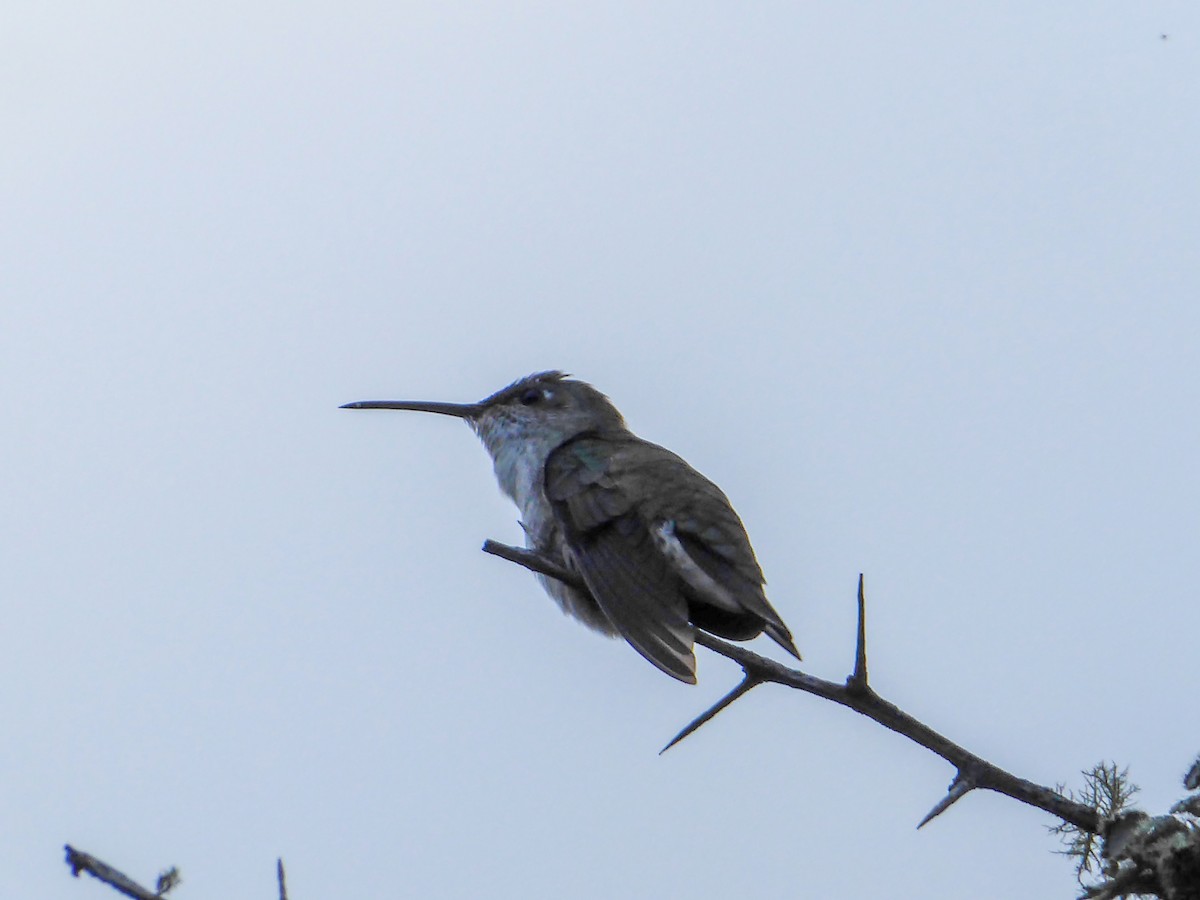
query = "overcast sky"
(4, 3, 1199, 898)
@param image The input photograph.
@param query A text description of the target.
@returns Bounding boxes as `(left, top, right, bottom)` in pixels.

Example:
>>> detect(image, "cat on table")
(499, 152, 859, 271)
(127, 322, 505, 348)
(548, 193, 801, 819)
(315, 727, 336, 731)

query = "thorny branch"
(63, 846, 170, 900)
(64, 847, 290, 900)
(482, 539, 1100, 833)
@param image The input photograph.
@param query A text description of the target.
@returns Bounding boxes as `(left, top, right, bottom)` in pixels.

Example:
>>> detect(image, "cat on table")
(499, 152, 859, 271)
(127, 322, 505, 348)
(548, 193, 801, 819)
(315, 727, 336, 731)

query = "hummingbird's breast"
(473, 415, 563, 546)
(472, 414, 618, 636)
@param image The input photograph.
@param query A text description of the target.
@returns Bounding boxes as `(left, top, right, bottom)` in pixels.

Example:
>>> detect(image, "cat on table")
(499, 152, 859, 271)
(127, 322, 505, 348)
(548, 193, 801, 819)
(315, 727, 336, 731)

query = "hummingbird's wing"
(654, 498, 800, 660)
(546, 433, 801, 673)
(632, 443, 801, 661)
(544, 436, 697, 683)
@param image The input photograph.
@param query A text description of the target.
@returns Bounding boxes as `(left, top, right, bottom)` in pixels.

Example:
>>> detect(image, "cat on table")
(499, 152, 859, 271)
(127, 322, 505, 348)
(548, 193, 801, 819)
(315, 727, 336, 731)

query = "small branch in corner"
(63, 845, 166, 900)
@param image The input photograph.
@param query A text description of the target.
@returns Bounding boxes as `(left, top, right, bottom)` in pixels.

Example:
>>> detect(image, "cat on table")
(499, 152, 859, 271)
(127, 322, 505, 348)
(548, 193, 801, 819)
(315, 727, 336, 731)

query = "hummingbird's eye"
(519, 388, 544, 406)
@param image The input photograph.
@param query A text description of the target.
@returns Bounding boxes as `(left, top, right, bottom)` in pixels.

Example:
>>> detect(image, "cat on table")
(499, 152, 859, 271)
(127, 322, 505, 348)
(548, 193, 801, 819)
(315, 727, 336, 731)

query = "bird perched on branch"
(342, 371, 800, 683)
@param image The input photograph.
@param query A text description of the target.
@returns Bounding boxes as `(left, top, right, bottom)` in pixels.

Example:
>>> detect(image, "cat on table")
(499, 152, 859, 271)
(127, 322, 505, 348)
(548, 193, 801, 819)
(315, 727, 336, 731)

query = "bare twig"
(483, 540, 1100, 833)
(277, 858, 288, 900)
(483, 539, 577, 585)
(1052, 762, 1141, 882)
(63, 846, 164, 900)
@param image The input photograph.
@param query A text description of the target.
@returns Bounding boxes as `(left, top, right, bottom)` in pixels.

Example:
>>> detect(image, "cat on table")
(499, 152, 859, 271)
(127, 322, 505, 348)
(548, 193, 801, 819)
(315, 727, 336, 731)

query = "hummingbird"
(341, 371, 800, 684)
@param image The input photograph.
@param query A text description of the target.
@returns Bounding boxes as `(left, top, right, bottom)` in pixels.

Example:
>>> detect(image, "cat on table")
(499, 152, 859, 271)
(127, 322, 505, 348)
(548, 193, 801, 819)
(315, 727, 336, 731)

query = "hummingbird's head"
(470, 371, 625, 454)
(340, 371, 626, 459)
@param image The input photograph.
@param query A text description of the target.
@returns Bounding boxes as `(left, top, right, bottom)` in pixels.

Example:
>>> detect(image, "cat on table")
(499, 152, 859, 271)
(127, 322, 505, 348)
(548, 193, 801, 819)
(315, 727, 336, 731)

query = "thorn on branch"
(919, 774, 976, 829)
(660, 673, 764, 754)
(846, 573, 870, 693)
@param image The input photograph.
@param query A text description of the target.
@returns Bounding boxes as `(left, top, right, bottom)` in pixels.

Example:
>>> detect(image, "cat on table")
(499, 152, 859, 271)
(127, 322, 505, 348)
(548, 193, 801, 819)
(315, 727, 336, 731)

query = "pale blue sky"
(3, 3, 1198, 898)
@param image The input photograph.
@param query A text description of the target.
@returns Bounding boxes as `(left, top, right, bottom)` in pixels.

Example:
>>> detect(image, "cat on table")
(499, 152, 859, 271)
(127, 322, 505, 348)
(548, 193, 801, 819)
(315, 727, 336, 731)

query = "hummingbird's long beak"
(339, 399, 482, 419)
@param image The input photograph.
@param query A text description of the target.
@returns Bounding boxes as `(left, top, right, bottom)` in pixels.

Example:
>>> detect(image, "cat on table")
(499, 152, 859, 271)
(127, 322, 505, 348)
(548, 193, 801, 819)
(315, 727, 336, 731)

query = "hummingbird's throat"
(472, 411, 565, 514)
